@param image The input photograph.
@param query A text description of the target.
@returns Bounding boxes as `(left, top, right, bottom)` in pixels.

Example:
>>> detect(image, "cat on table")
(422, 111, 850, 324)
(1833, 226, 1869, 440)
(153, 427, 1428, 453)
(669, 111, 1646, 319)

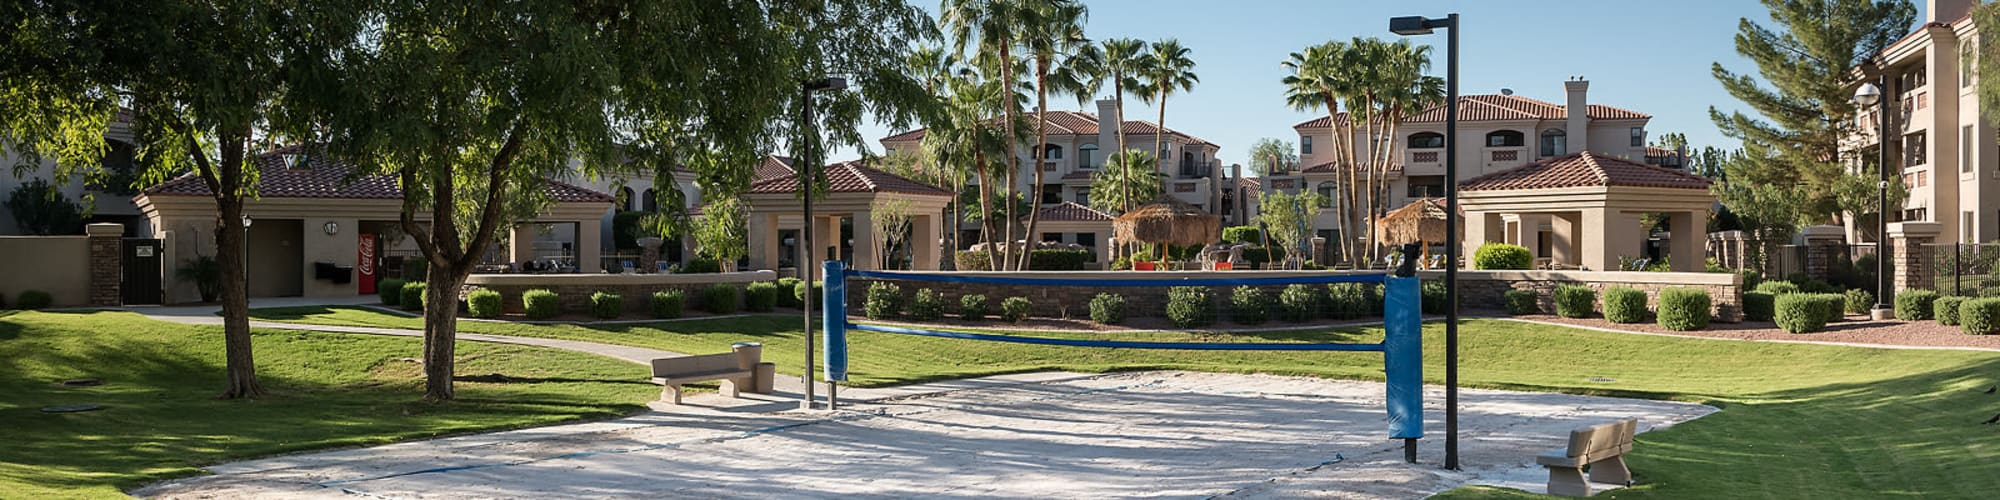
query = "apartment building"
(1843, 0, 1988, 244)
(879, 99, 1229, 248)
(0, 111, 146, 235)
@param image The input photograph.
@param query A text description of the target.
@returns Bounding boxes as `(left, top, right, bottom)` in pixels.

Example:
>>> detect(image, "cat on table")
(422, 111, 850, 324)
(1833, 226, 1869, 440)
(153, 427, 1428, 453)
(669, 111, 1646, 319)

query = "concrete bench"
(650, 342, 776, 404)
(1537, 419, 1637, 497)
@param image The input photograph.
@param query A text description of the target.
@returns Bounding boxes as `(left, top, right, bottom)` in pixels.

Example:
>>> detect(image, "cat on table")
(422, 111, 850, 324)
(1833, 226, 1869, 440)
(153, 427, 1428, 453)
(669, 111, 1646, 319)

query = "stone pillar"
(851, 211, 876, 271)
(1669, 209, 1707, 272)
(746, 212, 778, 271)
(637, 237, 664, 274)
(911, 213, 941, 271)
(1889, 222, 1943, 293)
(1582, 208, 1642, 272)
(86, 223, 123, 306)
(577, 218, 604, 274)
(1551, 212, 1580, 267)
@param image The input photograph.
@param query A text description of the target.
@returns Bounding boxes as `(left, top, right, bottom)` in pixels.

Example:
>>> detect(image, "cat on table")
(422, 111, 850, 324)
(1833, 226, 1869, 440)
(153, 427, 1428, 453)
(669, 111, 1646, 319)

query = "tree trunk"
(422, 266, 462, 402)
(976, 155, 996, 270)
(1153, 89, 1168, 178)
(1020, 60, 1051, 271)
(1114, 82, 1133, 262)
(214, 197, 264, 399)
(999, 45, 1019, 271)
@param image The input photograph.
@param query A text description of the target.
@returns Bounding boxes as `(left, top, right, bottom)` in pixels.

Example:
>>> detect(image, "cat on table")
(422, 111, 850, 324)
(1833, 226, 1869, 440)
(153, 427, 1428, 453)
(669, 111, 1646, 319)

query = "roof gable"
(1459, 151, 1710, 192)
(747, 159, 953, 197)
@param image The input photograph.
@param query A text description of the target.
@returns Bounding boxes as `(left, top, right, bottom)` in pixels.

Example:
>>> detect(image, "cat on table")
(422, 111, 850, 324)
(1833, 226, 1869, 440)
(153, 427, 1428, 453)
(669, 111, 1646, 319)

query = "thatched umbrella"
(1375, 197, 1461, 265)
(1113, 197, 1221, 264)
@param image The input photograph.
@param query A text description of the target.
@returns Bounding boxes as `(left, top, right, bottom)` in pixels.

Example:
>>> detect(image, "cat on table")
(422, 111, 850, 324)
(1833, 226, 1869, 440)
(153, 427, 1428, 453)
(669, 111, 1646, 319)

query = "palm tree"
(1016, 0, 1088, 271)
(942, 0, 1029, 269)
(1136, 39, 1198, 180)
(1093, 37, 1149, 231)
(1281, 41, 1358, 265)
(1087, 150, 1161, 215)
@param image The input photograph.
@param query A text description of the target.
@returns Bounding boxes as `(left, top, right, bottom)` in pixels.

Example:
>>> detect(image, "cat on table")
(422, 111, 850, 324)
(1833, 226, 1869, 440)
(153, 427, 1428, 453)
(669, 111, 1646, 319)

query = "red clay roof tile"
(1459, 151, 1710, 192)
(747, 159, 953, 197)
(142, 145, 613, 203)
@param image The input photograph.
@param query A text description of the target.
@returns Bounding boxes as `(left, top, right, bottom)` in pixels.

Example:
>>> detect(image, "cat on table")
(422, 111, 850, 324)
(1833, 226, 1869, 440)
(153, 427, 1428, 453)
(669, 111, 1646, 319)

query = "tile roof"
(1034, 201, 1111, 222)
(1459, 151, 1711, 192)
(747, 159, 953, 197)
(757, 155, 797, 182)
(1299, 161, 1402, 175)
(1293, 94, 1651, 129)
(880, 110, 1217, 147)
(141, 145, 613, 203)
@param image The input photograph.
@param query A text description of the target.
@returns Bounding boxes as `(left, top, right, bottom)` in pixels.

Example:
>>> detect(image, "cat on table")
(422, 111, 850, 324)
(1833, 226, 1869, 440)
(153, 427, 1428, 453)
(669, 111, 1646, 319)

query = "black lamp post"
(1391, 12, 1460, 470)
(1854, 80, 1891, 318)
(800, 76, 847, 411)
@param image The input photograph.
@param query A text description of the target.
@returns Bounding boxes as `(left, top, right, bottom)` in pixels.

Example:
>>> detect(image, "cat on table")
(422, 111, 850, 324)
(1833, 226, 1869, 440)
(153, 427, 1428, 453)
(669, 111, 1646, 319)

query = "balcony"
(1405, 148, 1443, 175)
(1177, 160, 1215, 178)
(1483, 147, 1528, 171)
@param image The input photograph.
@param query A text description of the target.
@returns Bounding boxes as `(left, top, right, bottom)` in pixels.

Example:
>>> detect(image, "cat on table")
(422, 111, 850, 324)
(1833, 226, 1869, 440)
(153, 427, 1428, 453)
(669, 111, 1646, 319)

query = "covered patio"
(744, 160, 953, 272)
(1457, 151, 1713, 272)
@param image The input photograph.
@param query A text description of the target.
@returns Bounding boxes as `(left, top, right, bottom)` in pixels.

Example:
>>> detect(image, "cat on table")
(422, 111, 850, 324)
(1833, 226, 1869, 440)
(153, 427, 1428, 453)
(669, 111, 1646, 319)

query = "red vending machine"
(358, 233, 377, 294)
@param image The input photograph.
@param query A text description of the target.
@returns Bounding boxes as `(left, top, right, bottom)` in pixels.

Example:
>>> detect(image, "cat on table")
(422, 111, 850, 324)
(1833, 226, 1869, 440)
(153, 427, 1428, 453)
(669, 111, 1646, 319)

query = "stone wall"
(465, 271, 777, 314)
(1431, 270, 1744, 322)
(86, 223, 122, 306)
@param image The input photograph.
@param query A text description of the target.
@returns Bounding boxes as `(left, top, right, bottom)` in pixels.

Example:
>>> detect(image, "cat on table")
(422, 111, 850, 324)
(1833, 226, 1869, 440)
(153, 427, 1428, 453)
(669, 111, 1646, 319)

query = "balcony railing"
(1490, 150, 1519, 162)
(1410, 150, 1440, 164)
(1178, 160, 1215, 178)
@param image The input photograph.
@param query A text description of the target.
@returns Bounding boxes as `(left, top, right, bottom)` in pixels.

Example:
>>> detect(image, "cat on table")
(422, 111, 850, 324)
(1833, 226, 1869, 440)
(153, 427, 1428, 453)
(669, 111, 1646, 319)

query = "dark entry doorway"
(121, 238, 164, 305)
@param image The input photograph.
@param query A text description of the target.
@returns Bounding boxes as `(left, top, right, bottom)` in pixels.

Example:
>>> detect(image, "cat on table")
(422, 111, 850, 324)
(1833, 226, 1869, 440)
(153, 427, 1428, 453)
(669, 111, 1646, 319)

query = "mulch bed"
(1511, 312, 2000, 350)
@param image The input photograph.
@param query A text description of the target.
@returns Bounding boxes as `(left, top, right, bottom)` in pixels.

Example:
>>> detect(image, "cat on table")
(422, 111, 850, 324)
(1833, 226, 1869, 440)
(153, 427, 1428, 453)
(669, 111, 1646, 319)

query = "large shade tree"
(0, 0, 368, 398)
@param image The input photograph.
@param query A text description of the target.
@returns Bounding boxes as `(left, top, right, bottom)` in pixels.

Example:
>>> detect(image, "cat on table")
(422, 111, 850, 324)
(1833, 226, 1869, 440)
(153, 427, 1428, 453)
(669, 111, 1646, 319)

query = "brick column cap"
(85, 223, 123, 237)
(1887, 221, 1943, 240)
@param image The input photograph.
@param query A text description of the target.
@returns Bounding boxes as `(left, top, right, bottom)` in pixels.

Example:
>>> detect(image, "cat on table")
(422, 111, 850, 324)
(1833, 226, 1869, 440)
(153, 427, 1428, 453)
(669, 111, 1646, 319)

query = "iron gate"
(122, 238, 163, 305)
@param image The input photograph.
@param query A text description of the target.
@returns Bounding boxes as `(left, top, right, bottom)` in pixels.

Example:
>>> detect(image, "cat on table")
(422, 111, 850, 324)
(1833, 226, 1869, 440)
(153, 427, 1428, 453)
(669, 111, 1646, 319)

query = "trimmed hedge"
(1962, 298, 2000, 334)
(953, 249, 1093, 270)
(795, 280, 823, 309)
(1655, 287, 1711, 331)
(379, 278, 407, 306)
(1554, 285, 1595, 318)
(399, 282, 427, 311)
(523, 289, 560, 319)
(909, 288, 946, 321)
(1167, 286, 1215, 328)
(701, 284, 740, 314)
(744, 282, 778, 312)
(1000, 297, 1032, 323)
(1743, 291, 1775, 322)
(1326, 283, 1373, 320)
(675, 257, 721, 274)
(1089, 293, 1126, 325)
(590, 292, 623, 319)
(1775, 293, 1831, 333)
(466, 289, 502, 318)
(1895, 289, 1938, 321)
(1843, 288, 1874, 315)
(1602, 287, 1647, 324)
(1279, 284, 1322, 322)
(1230, 286, 1271, 325)
(1754, 281, 1800, 295)
(1936, 295, 1967, 326)
(960, 294, 989, 321)
(776, 278, 803, 308)
(864, 282, 903, 320)
(1420, 280, 1449, 315)
(1472, 242, 1533, 270)
(1222, 225, 1261, 244)
(651, 290, 685, 319)
(1503, 289, 1539, 315)
(1238, 246, 1289, 269)
(1795, 279, 1837, 294)
(15, 290, 52, 310)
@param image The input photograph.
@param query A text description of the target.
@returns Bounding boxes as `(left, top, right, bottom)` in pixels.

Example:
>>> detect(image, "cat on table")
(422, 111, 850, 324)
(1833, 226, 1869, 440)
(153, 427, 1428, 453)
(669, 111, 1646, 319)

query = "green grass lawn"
(249, 305, 2000, 498)
(0, 310, 658, 499)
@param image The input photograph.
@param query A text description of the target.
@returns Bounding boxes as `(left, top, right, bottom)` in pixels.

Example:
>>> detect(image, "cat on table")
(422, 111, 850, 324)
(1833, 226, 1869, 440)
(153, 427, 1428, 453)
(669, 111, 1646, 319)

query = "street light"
(1392, 12, 1461, 470)
(242, 215, 253, 297)
(800, 76, 847, 411)
(1854, 80, 1891, 318)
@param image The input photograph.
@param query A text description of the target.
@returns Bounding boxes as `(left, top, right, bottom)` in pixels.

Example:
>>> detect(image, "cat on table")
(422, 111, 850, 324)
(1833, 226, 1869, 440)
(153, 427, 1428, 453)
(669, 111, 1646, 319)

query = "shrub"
(523, 288, 560, 319)
(1743, 291, 1775, 321)
(1326, 283, 1372, 320)
(651, 290, 685, 319)
(1796, 279, 1837, 294)
(1089, 293, 1127, 325)
(794, 280, 823, 309)
(1962, 298, 2000, 334)
(1817, 293, 1849, 324)
(590, 292, 623, 319)
(1738, 270, 1763, 291)
(1472, 243, 1533, 270)
(776, 278, 803, 308)
(744, 282, 779, 312)
(1027, 249, 1092, 270)
(1110, 256, 1131, 271)
(864, 282, 903, 320)
(1895, 289, 1939, 321)
(1602, 287, 1648, 324)
(1503, 289, 1539, 315)
(1843, 288, 1874, 315)
(1167, 286, 1215, 328)
(960, 294, 989, 321)
(701, 284, 740, 314)
(378, 278, 407, 306)
(1414, 280, 1450, 315)
(1230, 286, 1271, 325)
(674, 257, 721, 274)
(1754, 281, 1800, 295)
(15, 290, 53, 310)
(1936, 295, 1967, 326)
(1775, 293, 1830, 333)
(466, 289, 503, 318)
(1238, 246, 1289, 269)
(954, 251, 997, 271)
(1655, 288, 1711, 331)
(1222, 225, 1261, 244)
(909, 288, 946, 321)
(1554, 285, 1596, 318)
(1279, 284, 1322, 322)
(399, 282, 427, 311)
(1000, 297, 1032, 323)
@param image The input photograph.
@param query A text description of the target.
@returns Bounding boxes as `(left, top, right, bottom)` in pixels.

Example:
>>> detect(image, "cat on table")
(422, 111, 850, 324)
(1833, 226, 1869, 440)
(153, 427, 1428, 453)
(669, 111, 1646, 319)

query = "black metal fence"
(1928, 243, 2000, 296)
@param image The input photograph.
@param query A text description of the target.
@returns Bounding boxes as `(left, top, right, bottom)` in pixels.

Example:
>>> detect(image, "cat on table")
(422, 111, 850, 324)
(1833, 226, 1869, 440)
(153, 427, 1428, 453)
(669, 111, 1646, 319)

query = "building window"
(1407, 175, 1446, 198)
(618, 187, 635, 212)
(1630, 127, 1645, 147)
(1301, 136, 1313, 155)
(1315, 181, 1336, 207)
(1040, 144, 1063, 160)
(1905, 131, 1928, 167)
(1967, 42, 1979, 88)
(1042, 184, 1061, 204)
(1408, 132, 1444, 149)
(1539, 129, 1567, 157)
(1076, 232, 1096, 249)
(1965, 125, 1975, 173)
(1041, 232, 1063, 243)
(1158, 141, 1170, 156)
(1485, 130, 1524, 147)
(1079, 144, 1098, 169)
(1076, 189, 1091, 207)
(1917, 170, 1928, 187)
(641, 188, 659, 212)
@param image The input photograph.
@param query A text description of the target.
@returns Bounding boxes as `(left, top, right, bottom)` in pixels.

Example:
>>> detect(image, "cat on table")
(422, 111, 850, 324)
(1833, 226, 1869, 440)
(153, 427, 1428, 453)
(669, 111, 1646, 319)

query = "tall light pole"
(1392, 12, 1460, 470)
(1854, 79, 1891, 318)
(800, 76, 847, 411)
(242, 215, 253, 298)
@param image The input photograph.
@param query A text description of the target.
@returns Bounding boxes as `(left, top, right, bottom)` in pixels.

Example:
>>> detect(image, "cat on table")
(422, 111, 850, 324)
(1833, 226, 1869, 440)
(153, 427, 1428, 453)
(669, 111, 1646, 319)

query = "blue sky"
(850, 0, 1935, 169)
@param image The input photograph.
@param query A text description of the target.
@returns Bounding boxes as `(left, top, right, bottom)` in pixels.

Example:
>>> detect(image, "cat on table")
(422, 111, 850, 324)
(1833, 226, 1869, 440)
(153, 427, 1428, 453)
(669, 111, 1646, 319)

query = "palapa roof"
(1374, 197, 1461, 246)
(142, 145, 613, 203)
(1459, 151, 1711, 192)
(1112, 197, 1221, 247)
(746, 159, 952, 197)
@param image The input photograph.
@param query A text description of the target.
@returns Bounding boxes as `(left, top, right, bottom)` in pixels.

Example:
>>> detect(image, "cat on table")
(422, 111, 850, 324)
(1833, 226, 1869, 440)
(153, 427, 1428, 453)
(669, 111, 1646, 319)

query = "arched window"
(1315, 181, 1337, 208)
(1078, 144, 1099, 169)
(641, 188, 658, 212)
(1408, 132, 1444, 149)
(1485, 130, 1524, 148)
(1039, 144, 1063, 160)
(618, 187, 635, 212)
(1539, 129, 1567, 157)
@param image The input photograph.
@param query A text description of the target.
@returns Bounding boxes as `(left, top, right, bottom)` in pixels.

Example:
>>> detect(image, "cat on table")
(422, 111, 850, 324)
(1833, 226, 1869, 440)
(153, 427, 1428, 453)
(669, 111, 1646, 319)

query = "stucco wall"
(0, 235, 90, 306)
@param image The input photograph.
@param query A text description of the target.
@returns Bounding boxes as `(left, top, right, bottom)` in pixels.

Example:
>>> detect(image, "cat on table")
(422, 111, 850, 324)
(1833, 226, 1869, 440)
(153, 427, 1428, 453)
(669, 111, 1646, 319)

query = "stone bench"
(1537, 419, 1637, 497)
(650, 342, 776, 404)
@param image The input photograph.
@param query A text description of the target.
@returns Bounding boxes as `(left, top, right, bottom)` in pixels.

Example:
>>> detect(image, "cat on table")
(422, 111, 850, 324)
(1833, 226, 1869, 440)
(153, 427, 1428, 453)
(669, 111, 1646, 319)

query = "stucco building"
(1841, 0, 1985, 244)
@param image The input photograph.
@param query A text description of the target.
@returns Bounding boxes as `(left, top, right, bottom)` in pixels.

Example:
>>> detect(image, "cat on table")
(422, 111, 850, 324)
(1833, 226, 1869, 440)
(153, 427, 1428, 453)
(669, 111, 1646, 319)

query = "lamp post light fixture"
(1853, 80, 1891, 318)
(241, 215, 253, 296)
(1391, 12, 1460, 470)
(800, 76, 847, 411)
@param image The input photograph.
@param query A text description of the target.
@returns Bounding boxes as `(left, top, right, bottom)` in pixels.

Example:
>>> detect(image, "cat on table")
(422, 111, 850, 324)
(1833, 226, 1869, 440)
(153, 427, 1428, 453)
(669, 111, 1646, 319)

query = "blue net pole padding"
(823, 261, 849, 383)
(847, 269, 1387, 288)
(850, 323, 1386, 351)
(1382, 276, 1424, 440)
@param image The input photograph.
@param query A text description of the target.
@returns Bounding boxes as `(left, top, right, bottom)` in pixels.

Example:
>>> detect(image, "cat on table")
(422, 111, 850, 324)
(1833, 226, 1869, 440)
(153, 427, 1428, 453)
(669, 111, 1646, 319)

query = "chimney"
(1929, 0, 1973, 24)
(1095, 99, 1120, 155)
(1564, 78, 1590, 154)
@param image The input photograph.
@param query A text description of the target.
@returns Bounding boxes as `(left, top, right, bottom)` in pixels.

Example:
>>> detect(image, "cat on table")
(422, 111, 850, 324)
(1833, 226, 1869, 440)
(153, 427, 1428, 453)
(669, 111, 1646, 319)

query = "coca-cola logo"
(358, 234, 375, 275)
